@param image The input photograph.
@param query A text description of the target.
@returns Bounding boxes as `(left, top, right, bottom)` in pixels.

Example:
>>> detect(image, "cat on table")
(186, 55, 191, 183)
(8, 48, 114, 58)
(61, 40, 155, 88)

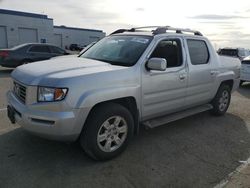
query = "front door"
(141, 38, 188, 120)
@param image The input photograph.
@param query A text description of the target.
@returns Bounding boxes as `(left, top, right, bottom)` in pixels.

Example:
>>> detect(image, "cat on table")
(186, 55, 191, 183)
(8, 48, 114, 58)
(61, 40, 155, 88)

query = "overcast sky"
(1, 0, 250, 49)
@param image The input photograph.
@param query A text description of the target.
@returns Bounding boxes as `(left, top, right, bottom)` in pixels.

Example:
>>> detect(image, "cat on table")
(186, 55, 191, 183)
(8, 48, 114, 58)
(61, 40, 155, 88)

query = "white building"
(0, 9, 105, 49)
(54, 25, 105, 49)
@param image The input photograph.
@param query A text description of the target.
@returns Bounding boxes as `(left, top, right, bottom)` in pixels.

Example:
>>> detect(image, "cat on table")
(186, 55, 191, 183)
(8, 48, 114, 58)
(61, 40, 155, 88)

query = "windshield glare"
(80, 35, 152, 66)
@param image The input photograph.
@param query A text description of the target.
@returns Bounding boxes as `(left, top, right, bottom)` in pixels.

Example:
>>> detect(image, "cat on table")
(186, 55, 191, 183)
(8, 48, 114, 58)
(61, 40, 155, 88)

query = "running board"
(143, 104, 213, 129)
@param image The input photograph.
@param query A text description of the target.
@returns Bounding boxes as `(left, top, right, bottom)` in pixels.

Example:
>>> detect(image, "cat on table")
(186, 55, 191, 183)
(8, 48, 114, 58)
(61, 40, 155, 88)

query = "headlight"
(38, 87, 68, 102)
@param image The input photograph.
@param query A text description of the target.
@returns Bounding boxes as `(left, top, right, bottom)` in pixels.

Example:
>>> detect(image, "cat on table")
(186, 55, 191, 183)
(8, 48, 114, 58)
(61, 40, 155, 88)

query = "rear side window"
(187, 39, 209, 65)
(29, 45, 50, 53)
(50, 46, 65, 54)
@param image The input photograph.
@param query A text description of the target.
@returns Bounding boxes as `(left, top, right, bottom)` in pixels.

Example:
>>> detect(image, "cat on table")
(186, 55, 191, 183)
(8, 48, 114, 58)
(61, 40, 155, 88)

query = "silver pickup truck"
(7, 26, 241, 160)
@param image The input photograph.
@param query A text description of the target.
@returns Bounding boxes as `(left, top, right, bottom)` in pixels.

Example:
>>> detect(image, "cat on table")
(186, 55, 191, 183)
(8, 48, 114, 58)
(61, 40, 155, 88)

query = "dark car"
(69, 44, 84, 51)
(218, 48, 250, 61)
(0, 43, 69, 68)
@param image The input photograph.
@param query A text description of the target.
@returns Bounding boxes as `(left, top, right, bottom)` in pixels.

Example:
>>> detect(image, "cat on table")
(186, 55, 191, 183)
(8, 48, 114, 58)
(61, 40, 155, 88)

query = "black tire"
(210, 84, 231, 116)
(80, 103, 134, 161)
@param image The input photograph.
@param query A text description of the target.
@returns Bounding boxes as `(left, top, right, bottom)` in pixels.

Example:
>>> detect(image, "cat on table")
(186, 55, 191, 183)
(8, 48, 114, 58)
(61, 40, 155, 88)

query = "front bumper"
(7, 91, 87, 141)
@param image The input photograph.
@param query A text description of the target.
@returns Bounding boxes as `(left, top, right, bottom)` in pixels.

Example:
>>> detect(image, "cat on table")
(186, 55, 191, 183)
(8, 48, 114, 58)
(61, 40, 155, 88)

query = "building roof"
(0, 9, 53, 20)
(0, 9, 104, 33)
(54, 25, 103, 33)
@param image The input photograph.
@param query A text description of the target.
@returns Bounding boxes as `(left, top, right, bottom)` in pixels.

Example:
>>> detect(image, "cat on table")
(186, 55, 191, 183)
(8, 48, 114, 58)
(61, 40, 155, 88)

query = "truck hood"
(11, 57, 129, 86)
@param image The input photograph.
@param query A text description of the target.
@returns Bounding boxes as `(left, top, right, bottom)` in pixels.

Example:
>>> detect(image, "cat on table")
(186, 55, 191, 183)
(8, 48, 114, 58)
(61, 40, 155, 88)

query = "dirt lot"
(0, 67, 250, 188)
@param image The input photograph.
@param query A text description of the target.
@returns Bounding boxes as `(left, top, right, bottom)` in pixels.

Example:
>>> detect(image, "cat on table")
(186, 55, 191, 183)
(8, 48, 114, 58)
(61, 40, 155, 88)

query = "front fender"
(76, 85, 140, 110)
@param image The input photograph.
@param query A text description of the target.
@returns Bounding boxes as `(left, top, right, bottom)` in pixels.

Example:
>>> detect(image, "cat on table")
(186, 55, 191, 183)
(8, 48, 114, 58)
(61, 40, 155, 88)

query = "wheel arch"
(211, 79, 234, 103)
(81, 96, 140, 137)
(220, 79, 234, 91)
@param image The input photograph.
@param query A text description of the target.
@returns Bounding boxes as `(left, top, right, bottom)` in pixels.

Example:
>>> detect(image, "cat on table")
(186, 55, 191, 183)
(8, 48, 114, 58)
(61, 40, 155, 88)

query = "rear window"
(29, 45, 50, 53)
(50, 46, 65, 54)
(187, 39, 209, 65)
(10, 44, 29, 50)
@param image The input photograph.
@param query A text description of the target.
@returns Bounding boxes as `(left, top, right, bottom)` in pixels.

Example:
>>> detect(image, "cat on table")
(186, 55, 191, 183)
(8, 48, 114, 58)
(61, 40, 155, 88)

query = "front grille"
(13, 82, 26, 103)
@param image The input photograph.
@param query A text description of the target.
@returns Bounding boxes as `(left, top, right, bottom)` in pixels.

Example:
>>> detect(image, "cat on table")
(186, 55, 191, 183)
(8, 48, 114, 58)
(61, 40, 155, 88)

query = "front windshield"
(80, 35, 152, 66)
(78, 42, 96, 56)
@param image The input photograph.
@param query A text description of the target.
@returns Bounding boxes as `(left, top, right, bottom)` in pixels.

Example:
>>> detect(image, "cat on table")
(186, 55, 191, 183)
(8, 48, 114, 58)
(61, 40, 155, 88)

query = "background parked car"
(218, 47, 250, 61)
(69, 44, 84, 51)
(0, 43, 69, 68)
(240, 56, 250, 85)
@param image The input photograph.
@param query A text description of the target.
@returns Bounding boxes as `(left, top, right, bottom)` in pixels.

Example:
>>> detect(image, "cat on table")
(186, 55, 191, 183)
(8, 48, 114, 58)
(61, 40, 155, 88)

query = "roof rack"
(110, 26, 203, 36)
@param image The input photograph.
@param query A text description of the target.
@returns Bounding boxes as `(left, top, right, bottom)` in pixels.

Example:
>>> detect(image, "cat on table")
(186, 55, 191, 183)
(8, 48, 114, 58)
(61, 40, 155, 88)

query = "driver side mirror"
(146, 58, 167, 71)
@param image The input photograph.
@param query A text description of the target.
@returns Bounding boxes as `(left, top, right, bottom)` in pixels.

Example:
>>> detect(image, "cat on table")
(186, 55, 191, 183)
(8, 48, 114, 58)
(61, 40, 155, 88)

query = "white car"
(240, 56, 250, 85)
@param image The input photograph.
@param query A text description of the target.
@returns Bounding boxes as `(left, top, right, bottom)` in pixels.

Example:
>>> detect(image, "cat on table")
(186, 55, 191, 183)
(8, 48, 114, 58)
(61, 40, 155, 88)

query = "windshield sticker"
(131, 38, 149, 44)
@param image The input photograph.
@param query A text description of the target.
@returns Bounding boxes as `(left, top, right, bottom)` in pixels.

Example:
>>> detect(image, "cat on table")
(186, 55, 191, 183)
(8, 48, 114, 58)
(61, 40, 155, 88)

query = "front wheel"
(210, 84, 231, 116)
(80, 103, 134, 161)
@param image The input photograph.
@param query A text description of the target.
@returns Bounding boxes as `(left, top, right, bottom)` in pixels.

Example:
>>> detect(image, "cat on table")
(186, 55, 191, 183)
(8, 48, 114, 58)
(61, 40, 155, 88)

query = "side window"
(29, 45, 50, 53)
(187, 39, 209, 65)
(150, 39, 183, 68)
(50, 46, 65, 54)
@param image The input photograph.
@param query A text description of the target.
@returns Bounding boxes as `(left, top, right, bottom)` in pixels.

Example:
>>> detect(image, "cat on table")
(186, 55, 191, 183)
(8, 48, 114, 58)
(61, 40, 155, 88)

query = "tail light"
(0, 51, 9, 58)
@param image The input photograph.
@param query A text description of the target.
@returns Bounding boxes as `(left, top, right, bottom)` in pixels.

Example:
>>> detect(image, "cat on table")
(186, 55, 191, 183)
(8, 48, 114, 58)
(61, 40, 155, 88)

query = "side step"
(143, 104, 213, 129)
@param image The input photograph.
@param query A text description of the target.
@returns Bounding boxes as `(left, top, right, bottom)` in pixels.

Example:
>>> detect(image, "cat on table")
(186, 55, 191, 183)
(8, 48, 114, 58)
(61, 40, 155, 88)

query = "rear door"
(185, 38, 214, 107)
(27, 45, 52, 61)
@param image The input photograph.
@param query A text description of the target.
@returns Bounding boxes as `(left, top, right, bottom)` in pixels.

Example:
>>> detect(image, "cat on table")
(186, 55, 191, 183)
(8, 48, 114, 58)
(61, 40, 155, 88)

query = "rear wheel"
(80, 103, 134, 161)
(211, 84, 231, 116)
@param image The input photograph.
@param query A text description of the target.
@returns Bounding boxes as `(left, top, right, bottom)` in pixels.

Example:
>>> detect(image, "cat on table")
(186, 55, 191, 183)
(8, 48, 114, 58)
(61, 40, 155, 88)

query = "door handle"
(179, 74, 186, 80)
(210, 70, 219, 75)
